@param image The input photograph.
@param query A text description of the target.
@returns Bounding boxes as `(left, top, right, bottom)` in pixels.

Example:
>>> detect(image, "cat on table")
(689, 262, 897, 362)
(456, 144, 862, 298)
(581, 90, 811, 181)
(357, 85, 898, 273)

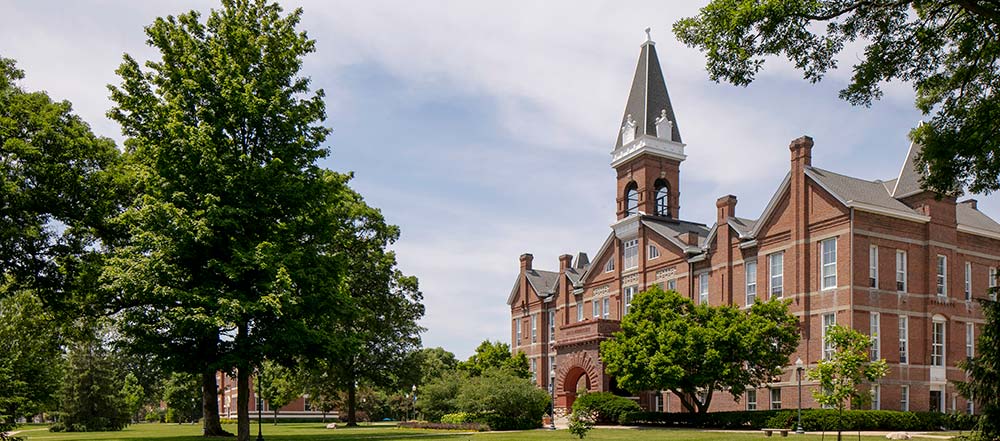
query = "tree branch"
(956, 0, 1000, 22)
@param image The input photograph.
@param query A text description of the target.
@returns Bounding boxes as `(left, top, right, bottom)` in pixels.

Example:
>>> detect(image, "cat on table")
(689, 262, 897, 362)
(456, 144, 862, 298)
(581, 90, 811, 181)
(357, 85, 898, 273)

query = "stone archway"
(554, 351, 601, 410)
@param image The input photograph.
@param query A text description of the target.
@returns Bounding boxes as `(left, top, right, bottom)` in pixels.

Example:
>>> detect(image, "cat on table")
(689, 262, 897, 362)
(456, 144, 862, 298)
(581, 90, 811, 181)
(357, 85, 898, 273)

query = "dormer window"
(625, 183, 638, 216)
(654, 179, 669, 217)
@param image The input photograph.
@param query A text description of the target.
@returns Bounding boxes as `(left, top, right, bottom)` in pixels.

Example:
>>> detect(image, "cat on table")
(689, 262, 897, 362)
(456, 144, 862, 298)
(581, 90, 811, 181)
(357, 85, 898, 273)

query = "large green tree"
(675, 1, 1000, 195)
(955, 297, 1000, 441)
(600, 285, 800, 413)
(105, 1, 355, 439)
(411, 347, 459, 387)
(58, 334, 130, 432)
(257, 360, 301, 425)
(162, 372, 203, 424)
(807, 324, 888, 441)
(458, 341, 530, 378)
(0, 290, 64, 431)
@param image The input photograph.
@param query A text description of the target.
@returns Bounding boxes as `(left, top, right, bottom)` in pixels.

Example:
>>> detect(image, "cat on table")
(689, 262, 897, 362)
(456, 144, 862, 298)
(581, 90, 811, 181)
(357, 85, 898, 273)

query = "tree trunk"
(671, 390, 698, 413)
(346, 382, 358, 427)
(273, 409, 278, 425)
(201, 371, 232, 437)
(236, 322, 250, 441)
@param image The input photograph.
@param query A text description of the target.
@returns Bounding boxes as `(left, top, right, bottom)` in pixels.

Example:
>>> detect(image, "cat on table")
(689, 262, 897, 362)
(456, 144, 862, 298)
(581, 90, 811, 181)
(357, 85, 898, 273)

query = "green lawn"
(13, 422, 927, 441)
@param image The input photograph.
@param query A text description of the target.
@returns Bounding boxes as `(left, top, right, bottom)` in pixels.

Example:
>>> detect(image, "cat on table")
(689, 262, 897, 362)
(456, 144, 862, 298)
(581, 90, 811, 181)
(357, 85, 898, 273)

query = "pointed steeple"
(614, 28, 681, 149)
(892, 140, 924, 198)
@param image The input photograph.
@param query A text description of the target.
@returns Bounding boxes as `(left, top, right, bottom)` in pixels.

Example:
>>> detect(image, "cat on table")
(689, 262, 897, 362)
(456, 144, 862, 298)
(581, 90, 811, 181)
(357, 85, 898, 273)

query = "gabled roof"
(566, 266, 587, 287)
(892, 141, 924, 198)
(729, 217, 758, 239)
(579, 232, 617, 283)
(641, 217, 710, 253)
(806, 167, 925, 217)
(749, 172, 791, 238)
(525, 269, 559, 298)
(957, 201, 1000, 238)
(614, 36, 681, 149)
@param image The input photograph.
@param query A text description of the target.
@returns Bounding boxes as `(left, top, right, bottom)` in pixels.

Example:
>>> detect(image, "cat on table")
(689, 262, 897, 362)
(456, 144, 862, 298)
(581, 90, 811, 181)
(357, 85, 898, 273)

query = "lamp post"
(548, 378, 556, 430)
(795, 357, 804, 435)
(411, 385, 417, 421)
(256, 368, 265, 441)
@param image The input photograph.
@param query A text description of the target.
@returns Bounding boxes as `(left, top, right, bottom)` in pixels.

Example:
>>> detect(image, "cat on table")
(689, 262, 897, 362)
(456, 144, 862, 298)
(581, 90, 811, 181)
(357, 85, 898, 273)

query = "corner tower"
(612, 29, 685, 221)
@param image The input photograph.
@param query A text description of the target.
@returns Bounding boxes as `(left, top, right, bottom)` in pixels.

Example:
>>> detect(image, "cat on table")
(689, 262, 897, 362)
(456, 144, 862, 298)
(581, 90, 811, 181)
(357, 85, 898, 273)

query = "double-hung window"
(966, 322, 975, 359)
(822, 313, 836, 360)
(605, 258, 614, 273)
(623, 285, 637, 316)
(548, 310, 555, 341)
(965, 262, 973, 301)
(899, 316, 909, 364)
(937, 255, 948, 298)
(746, 260, 758, 306)
(648, 244, 659, 260)
(576, 302, 583, 322)
(990, 267, 998, 300)
(593, 299, 600, 319)
(531, 314, 537, 343)
(769, 252, 784, 299)
(514, 319, 521, 344)
(531, 358, 537, 383)
(699, 273, 709, 305)
(667, 279, 677, 291)
(872, 385, 880, 410)
(896, 250, 907, 292)
(869, 245, 878, 288)
(932, 320, 946, 367)
(746, 390, 757, 410)
(870, 312, 880, 360)
(821, 238, 837, 290)
(623, 239, 639, 270)
(900, 385, 910, 411)
(770, 389, 781, 410)
(602, 297, 610, 319)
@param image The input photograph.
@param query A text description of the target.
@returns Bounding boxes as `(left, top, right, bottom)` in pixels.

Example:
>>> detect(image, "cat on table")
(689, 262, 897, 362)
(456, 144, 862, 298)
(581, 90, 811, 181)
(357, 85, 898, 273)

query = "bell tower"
(611, 29, 685, 221)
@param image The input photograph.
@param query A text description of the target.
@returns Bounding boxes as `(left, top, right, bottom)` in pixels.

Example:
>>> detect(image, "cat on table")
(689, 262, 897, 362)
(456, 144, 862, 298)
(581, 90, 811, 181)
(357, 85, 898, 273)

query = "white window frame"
(667, 279, 677, 291)
(896, 250, 907, 292)
(602, 297, 610, 319)
(822, 313, 836, 360)
(576, 302, 583, 322)
(900, 385, 909, 411)
(531, 314, 538, 343)
(990, 267, 998, 301)
(592, 299, 600, 319)
(648, 244, 659, 260)
(548, 309, 555, 341)
(932, 320, 946, 367)
(515, 319, 521, 344)
(965, 262, 973, 301)
(872, 384, 880, 410)
(699, 273, 709, 305)
(870, 312, 880, 360)
(821, 238, 837, 290)
(769, 252, 784, 299)
(746, 260, 757, 306)
(966, 322, 975, 359)
(899, 315, 908, 365)
(605, 257, 614, 273)
(746, 390, 757, 411)
(623, 239, 639, 270)
(623, 285, 637, 316)
(531, 358, 538, 383)
(770, 388, 781, 410)
(937, 255, 948, 298)
(869, 245, 878, 288)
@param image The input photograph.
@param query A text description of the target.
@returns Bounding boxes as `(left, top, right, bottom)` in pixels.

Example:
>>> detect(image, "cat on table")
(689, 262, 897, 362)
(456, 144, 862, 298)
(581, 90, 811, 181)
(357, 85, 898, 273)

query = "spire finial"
(645, 27, 652, 42)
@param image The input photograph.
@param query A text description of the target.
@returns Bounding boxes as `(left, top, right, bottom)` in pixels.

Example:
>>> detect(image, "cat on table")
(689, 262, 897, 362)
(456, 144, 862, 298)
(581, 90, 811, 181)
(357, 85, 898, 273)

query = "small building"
(217, 371, 334, 421)
(506, 32, 998, 415)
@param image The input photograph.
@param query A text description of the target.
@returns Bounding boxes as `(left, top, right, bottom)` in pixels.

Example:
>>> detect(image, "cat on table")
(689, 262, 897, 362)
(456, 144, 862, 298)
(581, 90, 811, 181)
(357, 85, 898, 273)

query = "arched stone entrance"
(554, 351, 601, 410)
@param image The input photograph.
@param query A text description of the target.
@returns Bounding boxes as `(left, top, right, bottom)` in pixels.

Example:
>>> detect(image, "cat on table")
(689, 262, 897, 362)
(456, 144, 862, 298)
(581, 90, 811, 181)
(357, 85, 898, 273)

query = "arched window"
(624, 183, 638, 215)
(654, 180, 670, 217)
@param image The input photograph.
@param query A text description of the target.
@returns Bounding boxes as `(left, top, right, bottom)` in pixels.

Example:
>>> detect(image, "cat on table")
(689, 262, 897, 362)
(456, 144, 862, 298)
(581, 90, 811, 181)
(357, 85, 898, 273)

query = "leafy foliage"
(955, 298, 1000, 441)
(257, 360, 302, 424)
(120, 373, 144, 423)
(414, 370, 464, 422)
(600, 285, 799, 413)
(570, 392, 641, 425)
(674, 0, 1000, 195)
(568, 410, 595, 439)
(410, 347, 459, 387)
(0, 290, 64, 432)
(58, 337, 129, 432)
(621, 409, 975, 431)
(457, 340, 530, 378)
(807, 325, 889, 439)
(162, 372, 202, 424)
(454, 368, 550, 430)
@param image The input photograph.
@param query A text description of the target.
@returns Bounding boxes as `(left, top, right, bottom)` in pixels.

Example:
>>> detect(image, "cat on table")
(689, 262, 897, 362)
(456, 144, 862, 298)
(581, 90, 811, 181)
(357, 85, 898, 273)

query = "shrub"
(397, 421, 489, 431)
(440, 412, 473, 424)
(571, 392, 642, 425)
(455, 368, 550, 430)
(568, 410, 594, 439)
(621, 409, 977, 431)
(416, 371, 463, 422)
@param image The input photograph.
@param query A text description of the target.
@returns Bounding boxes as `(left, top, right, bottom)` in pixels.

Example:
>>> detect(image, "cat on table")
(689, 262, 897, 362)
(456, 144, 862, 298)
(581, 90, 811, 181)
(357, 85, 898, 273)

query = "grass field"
(12, 422, 943, 441)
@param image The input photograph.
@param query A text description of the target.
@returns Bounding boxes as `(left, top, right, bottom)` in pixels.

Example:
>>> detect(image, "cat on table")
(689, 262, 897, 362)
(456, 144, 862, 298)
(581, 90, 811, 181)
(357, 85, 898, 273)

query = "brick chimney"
(716, 195, 737, 222)
(681, 232, 699, 246)
(962, 199, 978, 210)
(789, 136, 813, 170)
(559, 254, 573, 272)
(519, 253, 533, 272)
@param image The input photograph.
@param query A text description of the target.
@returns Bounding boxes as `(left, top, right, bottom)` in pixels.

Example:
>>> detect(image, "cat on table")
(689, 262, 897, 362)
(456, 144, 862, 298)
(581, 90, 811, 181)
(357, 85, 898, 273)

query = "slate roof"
(806, 167, 923, 216)
(614, 38, 682, 149)
(957, 201, 1000, 234)
(525, 269, 559, 297)
(641, 217, 710, 251)
(892, 142, 924, 197)
(728, 217, 757, 238)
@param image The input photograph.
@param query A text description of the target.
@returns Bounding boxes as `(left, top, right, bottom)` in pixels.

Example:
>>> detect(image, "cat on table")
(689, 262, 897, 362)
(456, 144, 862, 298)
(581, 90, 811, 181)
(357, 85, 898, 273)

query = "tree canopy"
(956, 297, 1000, 441)
(458, 340, 530, 378)
(600, 285, 799, 413)
(674, 0, 1000, 195)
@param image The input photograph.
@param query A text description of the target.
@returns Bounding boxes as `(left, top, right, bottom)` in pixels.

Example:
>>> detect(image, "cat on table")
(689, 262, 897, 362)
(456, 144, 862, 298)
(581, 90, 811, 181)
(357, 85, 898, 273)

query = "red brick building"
(217, 372, 332, 421)
(506, 34, 999, 415)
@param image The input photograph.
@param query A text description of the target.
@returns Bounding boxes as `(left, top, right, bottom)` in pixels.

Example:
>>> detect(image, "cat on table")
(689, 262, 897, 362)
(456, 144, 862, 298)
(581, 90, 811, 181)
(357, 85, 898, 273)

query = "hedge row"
(621, 409, 977, 431)
(397, 421, 489, 431)
(571, 392, 642, 425)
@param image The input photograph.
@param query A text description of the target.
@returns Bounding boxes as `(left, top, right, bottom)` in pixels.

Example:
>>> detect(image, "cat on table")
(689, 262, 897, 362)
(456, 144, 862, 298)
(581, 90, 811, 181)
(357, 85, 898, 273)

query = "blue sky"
(3, 1, 996, 359)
